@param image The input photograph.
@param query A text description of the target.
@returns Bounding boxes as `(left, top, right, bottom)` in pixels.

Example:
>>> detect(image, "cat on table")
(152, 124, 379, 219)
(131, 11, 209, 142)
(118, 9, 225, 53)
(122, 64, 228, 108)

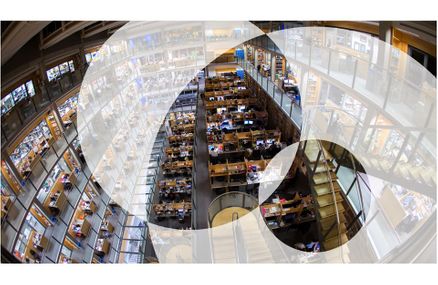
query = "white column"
(271, 53, 276, 82)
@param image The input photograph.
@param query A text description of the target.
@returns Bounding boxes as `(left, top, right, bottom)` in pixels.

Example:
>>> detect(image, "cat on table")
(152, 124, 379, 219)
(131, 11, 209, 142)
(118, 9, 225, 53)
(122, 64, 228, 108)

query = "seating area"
(204, 73, 285, 195)
(153, 111, 195, 224)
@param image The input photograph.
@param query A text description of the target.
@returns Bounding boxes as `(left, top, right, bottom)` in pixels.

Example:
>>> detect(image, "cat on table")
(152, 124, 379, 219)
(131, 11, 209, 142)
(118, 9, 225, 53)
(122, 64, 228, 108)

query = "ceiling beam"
(1, 21, 50, 65)
(41, 21, 97, 49)
(82, 21, 127, 38)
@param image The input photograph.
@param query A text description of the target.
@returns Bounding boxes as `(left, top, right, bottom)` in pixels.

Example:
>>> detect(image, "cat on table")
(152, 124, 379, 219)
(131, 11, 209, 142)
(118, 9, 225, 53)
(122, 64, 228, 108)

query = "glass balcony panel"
(2, 110, 23, 139)
(386, 77, 429, 128)
(354, 61, 387, 108)
(29, 162, 48, 189)
(52, 136, 68, 156)
(295, 43, 310, 65)
(41, 147, 58, 170)
(47, 82, 63, 100)
(328, 51, 355, 87)
(64, 125, 78, 143)
(60, 76, 73, 92)
(311, 46, 329, 73)
(118, 252, 141, 263)
(6, 200, 26, 231)
(18, 100, 37, 122)
(17, 181, 37, 209)
(1, 222, 17, 251)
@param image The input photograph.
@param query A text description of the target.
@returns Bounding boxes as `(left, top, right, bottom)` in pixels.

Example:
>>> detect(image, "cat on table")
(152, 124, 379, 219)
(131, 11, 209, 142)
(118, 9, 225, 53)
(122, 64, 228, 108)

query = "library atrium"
(0, 21, 436, 263)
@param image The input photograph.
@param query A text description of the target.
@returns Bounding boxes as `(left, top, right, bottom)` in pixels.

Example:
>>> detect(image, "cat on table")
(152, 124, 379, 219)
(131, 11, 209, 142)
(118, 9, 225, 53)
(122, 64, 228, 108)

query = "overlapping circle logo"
(78, 22, 436, 263)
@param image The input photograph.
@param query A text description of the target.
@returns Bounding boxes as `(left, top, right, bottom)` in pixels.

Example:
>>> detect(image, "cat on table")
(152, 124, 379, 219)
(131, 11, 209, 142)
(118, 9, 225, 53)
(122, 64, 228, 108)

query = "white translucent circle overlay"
(78, 22, 436, 263)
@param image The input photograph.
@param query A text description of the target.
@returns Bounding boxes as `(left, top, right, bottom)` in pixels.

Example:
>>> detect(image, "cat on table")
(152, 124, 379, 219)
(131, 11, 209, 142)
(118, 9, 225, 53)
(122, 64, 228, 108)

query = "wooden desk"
(42, 172, 71, 214)
(261, 194, 315, 228)
(209, 163, 227, 177)
(158, 178, 191, 189)
(69, 211, 91, 238)
(168, 133, 194, 144)
(95, 238, 110, 256)
(26, 230, 49, 256)
(227, 162, 246, 175)
(100, 220, 114, 233)
(153, 201, 192, 217)
(237, 132, 251, 141)
(246, 159, 267, 171)
(59, 253, 78, 264)
(1, 195, 13, 219)
(223, 133, 237, 143)
(79, 200, 97, 214)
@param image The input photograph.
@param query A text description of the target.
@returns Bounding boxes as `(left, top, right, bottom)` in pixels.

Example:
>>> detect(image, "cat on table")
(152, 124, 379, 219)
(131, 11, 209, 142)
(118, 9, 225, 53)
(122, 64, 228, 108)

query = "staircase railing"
(207, 191, 258, 226)
(349, 153, 366, 223)
(314, 140, 343, 257)
(231, 212, 248, 263)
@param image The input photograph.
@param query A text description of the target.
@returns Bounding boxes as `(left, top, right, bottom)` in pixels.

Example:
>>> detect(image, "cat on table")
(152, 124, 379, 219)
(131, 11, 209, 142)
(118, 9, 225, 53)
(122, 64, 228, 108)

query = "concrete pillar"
(271, 53, 276, 82)
(379, 21, 393, 44)
(254, 49, 259, 69)
(376, 21, 393, 75)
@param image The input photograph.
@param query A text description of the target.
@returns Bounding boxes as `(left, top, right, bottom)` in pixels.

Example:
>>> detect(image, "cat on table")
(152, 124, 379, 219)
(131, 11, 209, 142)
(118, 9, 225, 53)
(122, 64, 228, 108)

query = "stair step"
(322, 223, 347, 239)
(313, 172, 337, 185)
(317, 192, 343, 207)
(304, 141, 333, 163)
(309, 161, 336, 173)
(320, 213, 346, 231)
(318, 202, 345, 219)
(323, 233, 349, 250)
(314, 182, 341, 196)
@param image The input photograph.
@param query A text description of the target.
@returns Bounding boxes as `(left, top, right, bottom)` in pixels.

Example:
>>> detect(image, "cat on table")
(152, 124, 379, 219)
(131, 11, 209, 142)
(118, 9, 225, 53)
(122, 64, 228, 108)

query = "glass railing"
(256, 38, 434, 131)
(237, 57, 303, 129)
(231, 212, 248, 263)
(207, 191, 258, 226)
(1, 65, 88, 145)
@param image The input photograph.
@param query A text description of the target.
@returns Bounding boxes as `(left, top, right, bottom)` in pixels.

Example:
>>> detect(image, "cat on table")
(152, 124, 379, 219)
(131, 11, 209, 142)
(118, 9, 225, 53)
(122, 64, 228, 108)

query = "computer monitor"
(244, 120, 253, 125)
(256, 139, 264, 146)
(238, 105, 246, 112)
(266, 138, 275, 144)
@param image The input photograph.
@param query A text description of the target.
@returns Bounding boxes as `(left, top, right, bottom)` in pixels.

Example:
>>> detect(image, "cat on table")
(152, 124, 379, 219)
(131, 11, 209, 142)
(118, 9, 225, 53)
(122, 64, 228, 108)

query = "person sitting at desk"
(244, 148, 253, 160)
(209, 149, 219, 164)
(177, 208, 185, 222)
(21, 158, 32, 178)
(251, 147, 262, 160)
(72, 223, 85, 238)
(82, 200, 94, 215)
(32, 143, 40, 156)
(27, 250, 42, 263)
(62, 174, 73, 191)
(40, 139, 50, 155)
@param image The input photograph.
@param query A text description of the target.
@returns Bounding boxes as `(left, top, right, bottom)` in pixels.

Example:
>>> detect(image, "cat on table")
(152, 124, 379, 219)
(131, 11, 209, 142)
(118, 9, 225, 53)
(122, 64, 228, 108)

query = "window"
(11, 84, 27, 104)
(1, 80, 36, 116)
(59, 62, 70, 75)
(68, 60, 75, 72)
(25, 81, 35, 97)
(46, 60, 75, 82)
(85, 52, 98, 64)
(46, 66, 60, 82)
(1, 94, 14, 115)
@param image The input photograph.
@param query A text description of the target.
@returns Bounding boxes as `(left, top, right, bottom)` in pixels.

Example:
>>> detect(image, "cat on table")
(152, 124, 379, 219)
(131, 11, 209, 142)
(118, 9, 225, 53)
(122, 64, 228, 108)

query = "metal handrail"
(231, 212, 247, 263)
(314, 140, 343, 258)
(349, 153, 367, 223)
(207, 191, 258, 226)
